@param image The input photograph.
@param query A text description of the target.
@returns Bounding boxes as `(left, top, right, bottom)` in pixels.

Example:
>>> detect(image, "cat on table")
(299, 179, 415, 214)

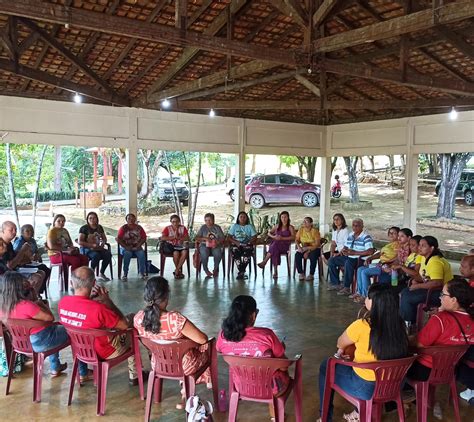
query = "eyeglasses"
(439, 292, 451, 298)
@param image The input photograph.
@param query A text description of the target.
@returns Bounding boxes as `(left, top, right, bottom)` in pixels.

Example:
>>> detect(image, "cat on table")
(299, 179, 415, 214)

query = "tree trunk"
(182, 152, 193, 226)
(368, 156, 375, 173)
(54, 146, 62, 191)
(297, 156, 317, 181)
(331, 157, 338, 174)
(32, 145, 48, 231)
(436, 153, 472, 219)
(251, 154, 257, 174)
(189, 152, 202, 232)
(399, 154, 406, 176)
(431, 154, 440, 176)
(5, 143, 20, 229)
(164, 151, 183, 222)
(359, 157, 364, 173)
(387, 155, 395, 187)
(344, 156, 360, 203)
(139, 150, 153, 198)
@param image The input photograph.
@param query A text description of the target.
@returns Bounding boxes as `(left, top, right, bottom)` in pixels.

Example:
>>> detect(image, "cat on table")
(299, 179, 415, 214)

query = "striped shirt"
(344, 231, 374, 259)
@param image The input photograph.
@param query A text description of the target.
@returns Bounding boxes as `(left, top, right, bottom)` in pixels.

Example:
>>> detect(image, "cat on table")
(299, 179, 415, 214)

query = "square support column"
(403, 153, 418, 232)
(319, 156, 332, 236)
(126, 110, 138, 216)
(234, 119, 246, 218)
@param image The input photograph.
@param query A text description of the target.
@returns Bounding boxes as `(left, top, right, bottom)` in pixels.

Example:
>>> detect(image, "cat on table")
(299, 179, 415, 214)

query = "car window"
(279, 175, 296, 185)
(263, 175, 277, 184)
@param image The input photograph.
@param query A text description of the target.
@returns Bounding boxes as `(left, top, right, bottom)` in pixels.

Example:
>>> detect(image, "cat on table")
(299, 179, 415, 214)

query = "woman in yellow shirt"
(294, 216, 321, 281)
(317, 284, 409, 422)
(400, 235, 453, 325)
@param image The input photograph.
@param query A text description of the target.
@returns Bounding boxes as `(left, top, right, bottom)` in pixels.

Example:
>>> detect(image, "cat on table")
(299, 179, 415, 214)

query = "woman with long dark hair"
(323, 213, 349, 262)
(78, 211, 112, 281)
(400, 235, 453, 325)
(317, 284, 409, 422)
(0, 272, 69, 377)
(133, 276, 211, 407)
(258, 211, 295, 278)
(217, 295, 289, 402)
(227, 211, 257, 280)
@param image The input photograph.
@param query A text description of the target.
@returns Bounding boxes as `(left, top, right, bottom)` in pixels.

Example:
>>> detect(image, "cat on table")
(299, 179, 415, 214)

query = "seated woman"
(78, 212, 112, 281)
(217, 295, 290, 415)
(116, 213, 147, 281)
(227, 211, 257, 281)
(400, 236, 453, 326)
(13, 224, 51, 295)
(133, 276, 211, 408)
(47, 214, 89, 272)
(351, 226, 400, 303)
(389, 234, 422, 293)
(258, 211, 295, 279)
(408, 278, 473, 403)
(0, 271, 68, 376)
(323, 213, 349, 262)
(195, 213, 225, 278)
(317, 284, 409, 422)
(160, 214, 189, 279)
(460, 254, 474, 288)
(294, 216, 321, 281)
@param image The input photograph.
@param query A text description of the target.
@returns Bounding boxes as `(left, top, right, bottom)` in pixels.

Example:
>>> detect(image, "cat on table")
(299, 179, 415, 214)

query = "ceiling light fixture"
(449, 107, 458, 121)
(73, 93, 82, 104)
(209, 108, 216, 117)
(161, 98, 170, 108)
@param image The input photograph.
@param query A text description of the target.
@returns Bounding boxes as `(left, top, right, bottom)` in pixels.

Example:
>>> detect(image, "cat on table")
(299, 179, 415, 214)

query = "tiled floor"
(0, 251, 472, 421)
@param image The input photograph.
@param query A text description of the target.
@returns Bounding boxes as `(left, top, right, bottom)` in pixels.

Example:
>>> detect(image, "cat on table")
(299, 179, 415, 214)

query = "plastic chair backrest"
(5, 318, 53, 354)
(418, 345, 469, 385)
(222, 355, 295, 400)
(370, 356, 417, 402)
(63, 325, 118, 365)
(139, 336, 201, 377)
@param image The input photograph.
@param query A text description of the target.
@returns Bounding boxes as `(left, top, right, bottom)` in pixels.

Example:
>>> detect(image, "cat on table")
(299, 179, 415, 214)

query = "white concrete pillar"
(126, 110, 138, 215)
(403, 152, 418, 232)
(234, 119, 246, 218)
(319, 156, 332, 236)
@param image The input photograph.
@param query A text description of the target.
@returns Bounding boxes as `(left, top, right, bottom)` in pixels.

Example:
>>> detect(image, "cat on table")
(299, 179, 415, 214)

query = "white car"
(156, 176, 190, 205)
(226, 175, 254, 201)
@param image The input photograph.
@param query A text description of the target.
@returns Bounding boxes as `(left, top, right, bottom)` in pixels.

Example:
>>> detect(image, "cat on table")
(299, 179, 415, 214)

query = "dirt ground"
(43, 182, 474, 254)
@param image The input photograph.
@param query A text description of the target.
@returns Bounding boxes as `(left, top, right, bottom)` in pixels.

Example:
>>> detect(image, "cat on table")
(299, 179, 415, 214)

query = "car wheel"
(229, 189, 235, 202)
(250, 194, 265, 209)
(302, 192, 319, 207)
(464, 190, 474, 206)
(332, 189, 342, 199)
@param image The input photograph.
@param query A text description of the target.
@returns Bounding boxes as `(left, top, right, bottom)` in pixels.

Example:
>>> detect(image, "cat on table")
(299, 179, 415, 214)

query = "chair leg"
(210, 347, 220, 411)
(396, 397, 406, 422)
(99, 363, 110, 416)
(321, 386, 332, 422)
(286, 253, 291, 276)
(96, 365, 103, 416)
(450, 379, 461, 422)
(228, 391, 239, 422)
(160, 254, 166, 276)
(144, 372, 155, 422)
(118, 254, 122, 279)
(274, 396, 286, 422)
(416, 382, 429, 422)
(6, 351, 17, 395)
(34, 353, 45, 402)
(68, 358, 79, 405)
(183, 376, 196, 401)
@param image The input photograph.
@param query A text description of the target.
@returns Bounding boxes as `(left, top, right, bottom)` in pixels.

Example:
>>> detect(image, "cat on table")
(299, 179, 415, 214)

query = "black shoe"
(236, 272, 245, 280)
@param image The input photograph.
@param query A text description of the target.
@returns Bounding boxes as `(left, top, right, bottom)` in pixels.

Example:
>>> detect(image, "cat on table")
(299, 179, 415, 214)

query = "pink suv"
(245, 174, 320, 209)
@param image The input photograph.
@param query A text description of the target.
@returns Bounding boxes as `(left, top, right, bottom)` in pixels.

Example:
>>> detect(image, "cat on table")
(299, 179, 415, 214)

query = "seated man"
(58, 266, 139, 384)
(460, 254, 474, 287)
(0, 221, 46, 296)
(327, 218, 375, 295)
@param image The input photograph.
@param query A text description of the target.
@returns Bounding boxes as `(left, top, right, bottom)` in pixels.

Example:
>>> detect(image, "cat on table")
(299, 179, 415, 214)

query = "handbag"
(159, 241, 175, 255)
(193, 250, 201, 269)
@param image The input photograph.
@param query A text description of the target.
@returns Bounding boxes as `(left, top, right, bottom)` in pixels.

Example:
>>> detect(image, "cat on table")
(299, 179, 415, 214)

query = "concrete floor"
(1, 250, 472, 422)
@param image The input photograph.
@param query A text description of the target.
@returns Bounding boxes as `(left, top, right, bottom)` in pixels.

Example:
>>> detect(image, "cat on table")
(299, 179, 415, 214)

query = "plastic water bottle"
(391, 269, 398, 287)
(219, 389, 228, 412)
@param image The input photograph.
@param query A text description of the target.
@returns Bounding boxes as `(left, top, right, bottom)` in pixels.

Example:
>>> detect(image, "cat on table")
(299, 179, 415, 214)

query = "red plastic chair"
(227, 244, 258, 278)
(292, 243, 327, 279)
(195, 241, 226, 277)
(47, 249, 70, 292)
(117, 241, 148, 279)
(414, 285, 443, 333)
(64, 326, 144, 416)
(321, 356, 416, 422)
(5, 318, 70, 402)
(158, 240, 191, 277)
(139, 336, 219, 422)
(222, 354, 303, 422)
(408, 345, 469, 422)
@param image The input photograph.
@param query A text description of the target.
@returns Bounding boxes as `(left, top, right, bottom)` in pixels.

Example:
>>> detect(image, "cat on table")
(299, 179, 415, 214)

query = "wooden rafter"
(271, 0, 308, 28)
(0, 0, 297, 66)
(294, 74, 320, 97)
(313, 0, 340, 28)
(175, 0, 187, 29)
(0, 58, 129, 105)
(322, 59, 474, 96)
(327, 99, 474, 110)
(419, 47, 469, 83)
(437, 26, 474, 59)
(313, 1, 474, 53)
(17, 31, 39, 54)
(138, 0, 249, 102)
(19, 18, 117, 95)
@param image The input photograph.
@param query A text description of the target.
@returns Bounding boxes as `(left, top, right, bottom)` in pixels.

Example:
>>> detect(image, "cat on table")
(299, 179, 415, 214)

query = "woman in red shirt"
(160, 214, 189, 279)
(0, 271, 69, 376)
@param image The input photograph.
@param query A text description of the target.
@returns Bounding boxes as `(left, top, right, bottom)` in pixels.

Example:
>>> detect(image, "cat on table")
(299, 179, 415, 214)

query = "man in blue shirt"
(327, 218, 375, 295)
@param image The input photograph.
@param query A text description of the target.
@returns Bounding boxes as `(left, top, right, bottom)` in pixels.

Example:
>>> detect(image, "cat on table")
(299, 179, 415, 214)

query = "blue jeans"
(319, 358, 375, 421)
(30, 325, 88, 375)
(80, 247, 112, 274)
(399, 287, 440, 324)
(295, 249, 320, 275)
(328, 255, 358, 288)
(356, 265, 390, 297)
(120, 247, 146, 275)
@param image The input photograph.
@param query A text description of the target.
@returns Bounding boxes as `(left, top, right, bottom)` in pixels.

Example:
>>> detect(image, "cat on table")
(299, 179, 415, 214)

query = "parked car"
(435, 169, 474, 206)
(245, 173, 320, 209)
(226, 174, 254, 201)
(156, 176, 190, 205)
